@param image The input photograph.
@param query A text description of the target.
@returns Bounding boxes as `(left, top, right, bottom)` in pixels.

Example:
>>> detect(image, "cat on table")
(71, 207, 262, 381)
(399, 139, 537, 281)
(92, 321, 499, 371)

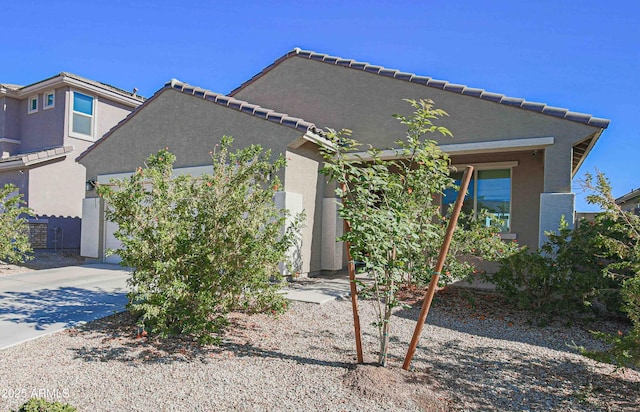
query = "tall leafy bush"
(97, 137, 302, 343)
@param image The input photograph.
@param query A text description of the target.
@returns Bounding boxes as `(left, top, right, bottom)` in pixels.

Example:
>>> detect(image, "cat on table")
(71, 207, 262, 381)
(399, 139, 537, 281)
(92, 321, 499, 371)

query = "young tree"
(97, 137, 303, 343)
(321, 99, 516, 365)
(0, 183, 32, 264)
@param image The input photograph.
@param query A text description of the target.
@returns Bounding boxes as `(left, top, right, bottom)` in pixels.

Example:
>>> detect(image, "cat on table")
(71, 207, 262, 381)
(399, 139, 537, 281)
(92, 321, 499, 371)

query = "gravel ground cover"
(1, 283, 638, 411)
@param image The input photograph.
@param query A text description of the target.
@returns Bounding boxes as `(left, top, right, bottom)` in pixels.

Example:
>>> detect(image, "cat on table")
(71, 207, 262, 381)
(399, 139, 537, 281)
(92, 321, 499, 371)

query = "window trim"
(69, 90, 96, 140)
(28, 96, 38, 114)
(446, 161, 518, 233)
(43, 90, 55, 110)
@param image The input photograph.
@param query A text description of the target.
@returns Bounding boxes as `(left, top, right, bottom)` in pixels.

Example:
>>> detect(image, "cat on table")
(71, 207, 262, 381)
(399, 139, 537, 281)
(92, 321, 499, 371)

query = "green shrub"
(0, 183, 33, 264)
(577, 172, 640, 367)
(320, 99, 520, 365)
(12, 397, 77, 412)
(97, 137, 303, 343)
(487, 216, 623, 317)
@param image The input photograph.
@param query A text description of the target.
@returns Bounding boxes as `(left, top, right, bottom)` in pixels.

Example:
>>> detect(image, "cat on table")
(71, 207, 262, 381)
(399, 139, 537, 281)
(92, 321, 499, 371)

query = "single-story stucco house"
(77, 48, 610, 275)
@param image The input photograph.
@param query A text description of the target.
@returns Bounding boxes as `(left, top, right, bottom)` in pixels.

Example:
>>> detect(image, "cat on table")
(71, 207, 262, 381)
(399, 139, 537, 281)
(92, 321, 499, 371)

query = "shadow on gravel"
(0, 287, 127, 330)
(393, 287, 628, 354)
(410, 339, 640, 410)
(67, 312, 353, 369)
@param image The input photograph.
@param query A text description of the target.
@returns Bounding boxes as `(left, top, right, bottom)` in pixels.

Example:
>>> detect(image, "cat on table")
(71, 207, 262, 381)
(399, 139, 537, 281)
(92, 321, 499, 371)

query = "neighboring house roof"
(615, 188, 640, 205)
(77, 79, 325, 162)
(0, 146, 74, 171)
(230, 48, 611, 129)
(0, 72, 144, 107)
(0, 83, 22, 91)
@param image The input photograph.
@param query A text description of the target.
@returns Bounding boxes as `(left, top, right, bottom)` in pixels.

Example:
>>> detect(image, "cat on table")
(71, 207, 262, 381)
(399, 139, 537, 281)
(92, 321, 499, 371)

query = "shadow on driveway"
(0, 287, 128, 330)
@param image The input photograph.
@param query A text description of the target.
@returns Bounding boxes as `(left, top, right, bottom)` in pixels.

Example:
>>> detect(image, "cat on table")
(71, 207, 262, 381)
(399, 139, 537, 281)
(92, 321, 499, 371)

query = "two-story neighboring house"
(0, 73, 143, 250)
(616, 188, 640, 214)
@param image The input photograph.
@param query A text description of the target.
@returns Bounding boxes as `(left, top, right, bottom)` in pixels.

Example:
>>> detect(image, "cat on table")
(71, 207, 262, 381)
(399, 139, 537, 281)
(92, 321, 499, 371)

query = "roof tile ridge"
(168, 79, 324, 135)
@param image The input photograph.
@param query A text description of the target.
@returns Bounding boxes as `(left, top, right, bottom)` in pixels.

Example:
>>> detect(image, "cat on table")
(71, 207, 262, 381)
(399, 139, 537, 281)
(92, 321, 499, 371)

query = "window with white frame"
(44, 91, 55, 109)
(28, 96, 38, 114)
(71, 91, 95, 138)
(442, 167, 512, 232)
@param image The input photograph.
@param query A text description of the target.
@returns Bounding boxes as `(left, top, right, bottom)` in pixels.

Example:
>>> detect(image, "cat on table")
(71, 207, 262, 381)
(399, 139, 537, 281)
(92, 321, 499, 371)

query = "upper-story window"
(28, 96, 38, 114)
(44, 91, 55, 109)
(71, 91, 95, 139)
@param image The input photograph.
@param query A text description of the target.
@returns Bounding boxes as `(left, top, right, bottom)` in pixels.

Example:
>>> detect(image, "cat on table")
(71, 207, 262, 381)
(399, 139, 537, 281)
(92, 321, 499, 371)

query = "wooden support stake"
(341, 183, 364, 364)
(402, 165, 474, 370)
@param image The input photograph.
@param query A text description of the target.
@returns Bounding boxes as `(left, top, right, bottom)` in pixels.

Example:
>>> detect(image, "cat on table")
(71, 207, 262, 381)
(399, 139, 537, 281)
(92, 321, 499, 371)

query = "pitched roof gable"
(166, 79, 323, 135)
(77, 79, 324, 162)
(230, 48, 610, 129)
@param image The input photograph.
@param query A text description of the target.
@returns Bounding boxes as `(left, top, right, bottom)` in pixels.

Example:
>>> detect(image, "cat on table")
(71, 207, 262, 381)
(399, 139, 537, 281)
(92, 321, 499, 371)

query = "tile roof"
(165, 79, 324, 135)
(0, 146, 74, 169)
(230, 48, 610, 129)
(0, 83, 22, 91)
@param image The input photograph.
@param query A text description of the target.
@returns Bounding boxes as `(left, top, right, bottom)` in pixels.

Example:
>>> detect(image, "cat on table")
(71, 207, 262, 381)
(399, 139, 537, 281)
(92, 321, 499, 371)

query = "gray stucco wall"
(0, 169, 29, 203)
(0, 96, 5, 139)
(79, 88, 308, 263)
(19, 89, 65, 152)
(80, 89, 304, 181)
(233, 57, 602, 194)
(234, 57, 600, 147)
(2, 97, 21, 142)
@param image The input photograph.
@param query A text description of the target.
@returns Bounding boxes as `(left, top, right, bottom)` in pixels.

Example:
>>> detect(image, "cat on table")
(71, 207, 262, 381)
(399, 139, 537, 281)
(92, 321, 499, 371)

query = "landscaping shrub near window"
(97, 137, 303, 344)
(487, 216, 624, 318)
(487, 171, 640, 367)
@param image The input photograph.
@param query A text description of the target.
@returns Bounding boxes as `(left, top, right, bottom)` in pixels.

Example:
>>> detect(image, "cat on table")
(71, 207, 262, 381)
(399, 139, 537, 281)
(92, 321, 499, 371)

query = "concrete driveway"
(0, 264, 129, 350)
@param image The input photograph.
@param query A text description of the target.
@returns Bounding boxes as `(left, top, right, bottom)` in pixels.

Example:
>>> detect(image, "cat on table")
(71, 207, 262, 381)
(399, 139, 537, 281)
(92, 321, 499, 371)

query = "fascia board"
(346, 136, 555, 161)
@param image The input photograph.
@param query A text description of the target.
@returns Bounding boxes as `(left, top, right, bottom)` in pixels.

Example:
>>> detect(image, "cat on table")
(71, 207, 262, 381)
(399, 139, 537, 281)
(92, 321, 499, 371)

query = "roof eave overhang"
(10, 76, 142, 107)
(345, 136, 555, 161)
(571, 128, 604, 178)
(0, 147, 73, 171)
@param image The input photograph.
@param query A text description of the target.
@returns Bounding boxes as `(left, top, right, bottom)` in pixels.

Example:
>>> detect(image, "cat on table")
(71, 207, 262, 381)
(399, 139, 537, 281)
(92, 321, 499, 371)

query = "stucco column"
(538, 145, 574, 246)
(321, 197, 344, 271)
(539, 193, 574, 246)
(274, 191, 304, 275)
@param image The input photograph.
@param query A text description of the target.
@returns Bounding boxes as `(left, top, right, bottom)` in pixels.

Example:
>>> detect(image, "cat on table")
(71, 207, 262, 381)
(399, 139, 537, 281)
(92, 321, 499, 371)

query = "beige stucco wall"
(28, 143, 92, 219)
(63, 87, 134, 146)
(284, 141, 325, 274)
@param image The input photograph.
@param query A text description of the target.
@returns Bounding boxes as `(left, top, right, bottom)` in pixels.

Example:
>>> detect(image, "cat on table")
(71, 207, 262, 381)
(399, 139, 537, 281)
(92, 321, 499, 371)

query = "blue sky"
(4, 0, 638, 211)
